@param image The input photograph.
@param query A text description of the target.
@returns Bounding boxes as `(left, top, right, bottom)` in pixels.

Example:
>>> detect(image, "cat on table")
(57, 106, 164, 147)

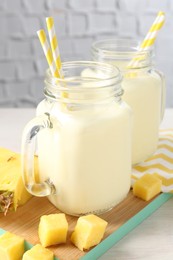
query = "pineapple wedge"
(0, 147, 32, 214)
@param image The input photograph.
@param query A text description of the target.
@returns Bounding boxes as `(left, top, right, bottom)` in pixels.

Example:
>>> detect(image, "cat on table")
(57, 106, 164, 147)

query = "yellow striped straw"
(128, 11, 165, 68)
(139, 11, 165, 50)
(37, 29, 61, 78)
(46, 17, 64, 78)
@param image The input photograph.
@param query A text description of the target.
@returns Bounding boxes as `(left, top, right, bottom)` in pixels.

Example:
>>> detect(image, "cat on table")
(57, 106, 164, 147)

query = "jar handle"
(21, 113, 56, 197)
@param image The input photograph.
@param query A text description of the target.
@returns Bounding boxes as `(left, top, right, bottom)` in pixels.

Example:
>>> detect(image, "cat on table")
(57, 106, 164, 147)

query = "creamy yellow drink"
(122, 69, 162, 164)
(21, 61, 132, 216)
(92, 39, 165, 165)
(36, 99, 132, 215)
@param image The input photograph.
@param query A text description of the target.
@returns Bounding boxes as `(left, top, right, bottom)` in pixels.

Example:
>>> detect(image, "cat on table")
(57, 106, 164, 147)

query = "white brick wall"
(116, 13, 137, 37)
(69, 13, 87, 35)
(0, 0, 173, 107)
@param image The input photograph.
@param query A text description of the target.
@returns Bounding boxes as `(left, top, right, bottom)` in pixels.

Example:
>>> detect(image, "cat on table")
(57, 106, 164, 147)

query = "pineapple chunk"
(0, 231, 24, 260)
(0, 147, 32, 214)
(38, 213, 68, 247)
(22, 244, 54, 260)
(71, 214, 108, 251)
(133, 173, 162, 201)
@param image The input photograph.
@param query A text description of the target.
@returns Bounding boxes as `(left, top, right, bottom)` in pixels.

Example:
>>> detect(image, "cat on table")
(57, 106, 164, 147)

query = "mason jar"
(91, 39, 165, 165)
(21, 61, 132, 216)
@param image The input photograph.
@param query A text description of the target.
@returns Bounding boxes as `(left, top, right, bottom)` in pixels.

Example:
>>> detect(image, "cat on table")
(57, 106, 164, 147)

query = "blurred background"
(0, 0, 172, 107)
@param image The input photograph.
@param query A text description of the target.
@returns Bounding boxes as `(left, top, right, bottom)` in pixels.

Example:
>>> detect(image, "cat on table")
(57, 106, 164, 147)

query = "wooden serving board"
(0, 191, 172, 260)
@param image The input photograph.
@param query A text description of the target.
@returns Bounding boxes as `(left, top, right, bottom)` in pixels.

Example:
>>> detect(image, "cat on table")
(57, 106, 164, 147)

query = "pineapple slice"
(38, 213, 68, 247)
(22, 244, 54, 260)
(0, 147, 32, 215)
(71, 214, 108, 251)
(0, 231, 24, 260)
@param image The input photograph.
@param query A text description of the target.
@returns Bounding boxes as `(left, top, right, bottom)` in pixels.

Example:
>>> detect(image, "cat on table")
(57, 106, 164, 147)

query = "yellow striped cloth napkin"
(132, 129, 173, 193)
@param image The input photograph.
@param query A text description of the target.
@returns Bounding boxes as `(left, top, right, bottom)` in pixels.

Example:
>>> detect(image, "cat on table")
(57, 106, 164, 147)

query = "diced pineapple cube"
(22, 244, 54, 260)
(0, 231, 24, 260)
(133, 173, 162, 201)
(71, 214, 108, 251)
(38, 213, 68, 247)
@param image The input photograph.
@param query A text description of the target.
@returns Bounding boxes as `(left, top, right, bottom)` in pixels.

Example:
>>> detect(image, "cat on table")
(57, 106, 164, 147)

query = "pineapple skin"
(38, 213, 68, 247)
(71, 214, 108, 251)
(22, 244, 54, 260)
(0, 231, 24, 260)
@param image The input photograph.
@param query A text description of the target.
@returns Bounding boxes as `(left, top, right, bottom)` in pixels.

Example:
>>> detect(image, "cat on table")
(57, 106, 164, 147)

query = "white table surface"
(0, 108, 173, 260)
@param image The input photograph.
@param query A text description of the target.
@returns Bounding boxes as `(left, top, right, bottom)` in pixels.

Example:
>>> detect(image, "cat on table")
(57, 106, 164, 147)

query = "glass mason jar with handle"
(21, 61, 132, 216)
(91, 39, 165, 165)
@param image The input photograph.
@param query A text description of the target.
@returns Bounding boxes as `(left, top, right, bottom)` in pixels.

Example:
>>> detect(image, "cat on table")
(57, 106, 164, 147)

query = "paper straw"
(37, 28, 68, 110)
(37, 29, 61, 78)
(139, 11, 165, 50)
(46, 17, 64, 78)
(128, 11, 165, 68)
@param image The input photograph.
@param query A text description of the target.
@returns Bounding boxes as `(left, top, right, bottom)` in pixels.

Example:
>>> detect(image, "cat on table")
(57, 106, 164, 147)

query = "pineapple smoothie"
(21, 61, 132, 216)
(36, 100, 132, 215)
(92, 39, 165, 165)
(122, 70, 162, 164)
